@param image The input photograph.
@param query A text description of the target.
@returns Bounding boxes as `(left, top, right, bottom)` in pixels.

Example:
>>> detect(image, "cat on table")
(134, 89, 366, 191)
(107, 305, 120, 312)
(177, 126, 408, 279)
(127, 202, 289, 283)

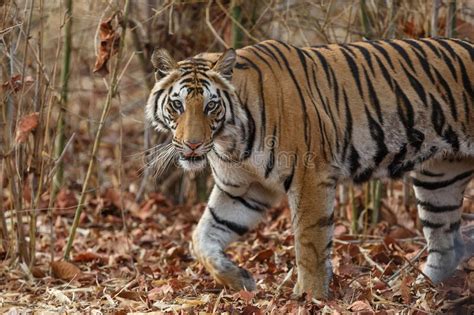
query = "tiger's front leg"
(289, 177, 335, 299)
(192, 184, 271, 291)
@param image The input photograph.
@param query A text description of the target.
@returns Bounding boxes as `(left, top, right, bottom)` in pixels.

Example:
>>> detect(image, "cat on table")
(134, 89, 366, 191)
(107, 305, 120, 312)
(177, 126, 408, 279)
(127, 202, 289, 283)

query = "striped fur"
(146, 38, 474, 298)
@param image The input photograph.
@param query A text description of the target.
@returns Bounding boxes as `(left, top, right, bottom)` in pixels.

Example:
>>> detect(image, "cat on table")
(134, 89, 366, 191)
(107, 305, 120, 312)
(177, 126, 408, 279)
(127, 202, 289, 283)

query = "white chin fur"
(179, 158, 208, 171)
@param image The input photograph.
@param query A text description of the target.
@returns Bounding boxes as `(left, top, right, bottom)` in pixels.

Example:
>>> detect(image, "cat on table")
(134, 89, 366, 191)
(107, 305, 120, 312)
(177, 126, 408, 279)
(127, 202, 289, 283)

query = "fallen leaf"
(56, 189, 78, 211)
(93, 14, 120, 76)
(2, 74, 34, 93)
(31, 266, 46, 278)
(250, 249, 274, 262)
(400, 275, 412, 304)
(51, 260, 81, 281)
(15, 112, 39, 144)
(349, 300, 373, 312)
(73, 251, 108, 265)
(238, 290, 255, 304)
(114, 290, 146, 301)
(241, 305, 261, 315)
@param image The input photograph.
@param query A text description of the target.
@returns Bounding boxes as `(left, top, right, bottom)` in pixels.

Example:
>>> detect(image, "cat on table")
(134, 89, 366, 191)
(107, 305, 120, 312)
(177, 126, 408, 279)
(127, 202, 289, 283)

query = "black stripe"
(420, 219, 444, 229)
(434, 40, 459, 82)
(463, 92, 470, 123)
(430, 94, 446, 136)
(209, 207, 248, 236)
(443, 125, 460, 151)
(365, 106, 388, 166)
(222, 90, 235, 125)
(420, 39, 442, 58)
(210, 223, 231, 234)
(410, 49, 435, 84)
(372, 53, 394, 90)
(412, 169, 474, 190)
(348, 145, 360, 176)
(265, 126, 277, 178)
(253, 44, 283, 69)
(394, 81, 425, 151)
(247, 46, 274, 69)
(340, 47, 364, 97)
(368, 41, 395, 70)
(388, 144, 408, 179)
(419, 169, 444, 177)
(341, 89, 353, 161)
(428, 246, 454, 255)
(432, 67, 458, 120)
(446, 220, 461, 233)
(399, 62, 427, 107)
(325, 240, 333, 251)
(238, 56, 266, 150)
(317, 212, 334, 227)
(267, 42, 311, 149)
(416, 199, 461, 213)
(310, 48, 333, 88)
(348, 43, 376, 75)
(451, 38, 474, 61)
(402, 39, 428, 58)
(284, 155, 297, 191)
(240, 97, 255, 160)
(363, 68, 383, 123)
(457, 55, 474, 101)
(389, 41, 416, 73)
(216, 185, 268, 212)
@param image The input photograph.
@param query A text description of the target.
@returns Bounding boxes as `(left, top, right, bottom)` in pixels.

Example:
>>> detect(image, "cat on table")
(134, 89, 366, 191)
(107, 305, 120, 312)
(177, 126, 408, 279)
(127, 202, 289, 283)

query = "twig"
(205, 0, 229, 49)
(63, 0, 131, 260)
(387, 245, 427, 283)
(445, 0, 456, 37)
(431, 0, 441, 37)
(51, 0, 73, 201)
(47, 132, 76, 179)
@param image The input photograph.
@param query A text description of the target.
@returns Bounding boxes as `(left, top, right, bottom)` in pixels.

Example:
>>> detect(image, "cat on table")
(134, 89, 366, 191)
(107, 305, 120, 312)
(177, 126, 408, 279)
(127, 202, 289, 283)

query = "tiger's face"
(146, 48, 239, 171)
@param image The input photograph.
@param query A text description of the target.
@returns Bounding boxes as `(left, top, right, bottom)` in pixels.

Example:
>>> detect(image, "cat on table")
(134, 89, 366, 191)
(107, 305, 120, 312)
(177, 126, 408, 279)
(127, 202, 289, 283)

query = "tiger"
(145, 38, 474, 299)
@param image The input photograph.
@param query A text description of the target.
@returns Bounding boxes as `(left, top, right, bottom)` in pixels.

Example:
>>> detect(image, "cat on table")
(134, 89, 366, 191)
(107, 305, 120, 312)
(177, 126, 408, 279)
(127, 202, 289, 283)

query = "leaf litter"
(0, 188, 473, 314)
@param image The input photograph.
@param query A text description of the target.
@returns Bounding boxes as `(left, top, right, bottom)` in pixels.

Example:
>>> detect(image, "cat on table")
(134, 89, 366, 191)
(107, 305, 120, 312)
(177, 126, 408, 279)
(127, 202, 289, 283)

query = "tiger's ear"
(212, 48, 236, 80)
(151, 48, 178, 80)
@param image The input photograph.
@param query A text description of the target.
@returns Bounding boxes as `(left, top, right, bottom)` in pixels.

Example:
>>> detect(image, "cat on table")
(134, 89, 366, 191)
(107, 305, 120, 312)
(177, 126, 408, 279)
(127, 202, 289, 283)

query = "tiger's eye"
(171, 100, 183, 111)
(206, 101, 218, 113)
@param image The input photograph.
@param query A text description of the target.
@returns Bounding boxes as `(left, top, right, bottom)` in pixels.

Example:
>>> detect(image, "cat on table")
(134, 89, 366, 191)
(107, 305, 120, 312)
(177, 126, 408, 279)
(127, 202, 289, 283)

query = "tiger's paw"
(292, 279, 328, 300)
(213, 265, 256, 291)
(202, 256, 256, 291)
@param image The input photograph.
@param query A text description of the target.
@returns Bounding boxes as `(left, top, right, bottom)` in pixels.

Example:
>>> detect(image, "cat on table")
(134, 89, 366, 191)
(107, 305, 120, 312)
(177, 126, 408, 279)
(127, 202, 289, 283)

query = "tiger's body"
(146, 38, 474, 298)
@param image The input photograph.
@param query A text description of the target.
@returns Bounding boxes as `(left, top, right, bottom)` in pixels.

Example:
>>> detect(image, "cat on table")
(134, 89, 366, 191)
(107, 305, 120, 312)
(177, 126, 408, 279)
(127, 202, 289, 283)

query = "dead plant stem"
(63, 0, 131, 260)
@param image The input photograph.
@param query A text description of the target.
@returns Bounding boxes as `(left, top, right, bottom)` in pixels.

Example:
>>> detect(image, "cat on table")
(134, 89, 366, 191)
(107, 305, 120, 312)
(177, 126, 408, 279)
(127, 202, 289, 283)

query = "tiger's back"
(232, 38, 473, 183)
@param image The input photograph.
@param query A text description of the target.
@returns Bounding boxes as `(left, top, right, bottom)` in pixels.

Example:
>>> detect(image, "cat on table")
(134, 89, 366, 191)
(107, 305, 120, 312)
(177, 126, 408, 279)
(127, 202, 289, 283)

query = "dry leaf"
(241, 305, 261, 315)
(93, 14, 120, 76)
(400, 275, 412, 304)
(73, 251, 108, 265)
(250, 249, 274, 262)
(114, 290, 146, 301)
(349, 300, 373, 312)
(15, 112, 39, 144)
(56, 189, 78, 211)
(31, 266, 46, 278)
(51, 260, 81, 281)
(2, 74, 34, 93)
(238, 290, 255, 304)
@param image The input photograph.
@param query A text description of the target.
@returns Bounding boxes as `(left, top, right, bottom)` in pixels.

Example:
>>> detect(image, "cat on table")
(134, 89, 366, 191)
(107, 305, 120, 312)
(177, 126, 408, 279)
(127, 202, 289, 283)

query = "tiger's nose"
(185, 141, 203, 150)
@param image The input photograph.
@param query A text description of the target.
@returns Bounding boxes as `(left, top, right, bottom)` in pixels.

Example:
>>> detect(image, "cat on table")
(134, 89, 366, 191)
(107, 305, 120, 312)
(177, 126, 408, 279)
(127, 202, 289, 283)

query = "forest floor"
(1, 187, 473, 314)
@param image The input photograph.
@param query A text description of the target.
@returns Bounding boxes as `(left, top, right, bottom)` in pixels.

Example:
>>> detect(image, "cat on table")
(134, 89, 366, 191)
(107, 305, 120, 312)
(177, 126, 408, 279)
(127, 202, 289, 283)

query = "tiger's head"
(145, 48, 245, 172)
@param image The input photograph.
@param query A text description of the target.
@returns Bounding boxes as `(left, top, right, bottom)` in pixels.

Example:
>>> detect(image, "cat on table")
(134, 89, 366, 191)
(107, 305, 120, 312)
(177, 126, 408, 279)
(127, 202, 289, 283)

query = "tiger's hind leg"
(412, 157, 474, 283)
